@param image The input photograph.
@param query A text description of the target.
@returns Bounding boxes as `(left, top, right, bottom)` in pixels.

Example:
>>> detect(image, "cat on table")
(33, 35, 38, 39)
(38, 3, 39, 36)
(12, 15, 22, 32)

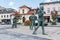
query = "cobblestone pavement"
(0, 25, 50, 40)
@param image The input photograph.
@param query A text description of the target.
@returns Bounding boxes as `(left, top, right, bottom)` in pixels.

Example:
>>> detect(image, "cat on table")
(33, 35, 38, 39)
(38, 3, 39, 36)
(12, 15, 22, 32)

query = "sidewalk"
(0, 25, 60, 40)
(0, 25, 51, 40)
(6, 25, 60, 40)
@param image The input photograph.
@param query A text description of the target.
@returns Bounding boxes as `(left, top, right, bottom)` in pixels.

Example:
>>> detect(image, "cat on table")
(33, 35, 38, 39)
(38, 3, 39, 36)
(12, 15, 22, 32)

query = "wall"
(43, 3, 60, 14)
(40, 3, 60, 22)
(19, 8, 30, 14)
(0, 13, 13, 23)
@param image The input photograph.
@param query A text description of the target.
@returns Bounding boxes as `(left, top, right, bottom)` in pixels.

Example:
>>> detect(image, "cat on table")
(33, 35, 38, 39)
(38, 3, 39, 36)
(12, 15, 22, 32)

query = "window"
(23, 9, 24, 13)
(0, 10, 1, 11)
(58, 7, 60, 12)
(7, 15, 8, 17)
(47, 8, 50, 13)
(53, 7, 55, 11)
(1, 15, 3, 18)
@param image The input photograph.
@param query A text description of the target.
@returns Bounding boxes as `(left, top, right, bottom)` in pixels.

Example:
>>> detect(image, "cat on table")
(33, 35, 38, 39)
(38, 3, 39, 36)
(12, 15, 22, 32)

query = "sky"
(0, 0, 59, 11)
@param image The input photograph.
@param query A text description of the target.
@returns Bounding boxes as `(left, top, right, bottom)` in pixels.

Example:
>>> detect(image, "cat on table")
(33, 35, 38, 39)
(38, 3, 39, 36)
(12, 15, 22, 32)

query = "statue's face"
(40, 6, 44, 10)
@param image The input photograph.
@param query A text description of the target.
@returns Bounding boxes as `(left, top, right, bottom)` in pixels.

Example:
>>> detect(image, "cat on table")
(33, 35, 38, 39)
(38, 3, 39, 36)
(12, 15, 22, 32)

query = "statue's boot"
(33, 22, 40, 34)
(12, 24, 14, 28)
(41, 26, 45, 35)
(15, 24, 17, 28)
(33, 26, 40, 34)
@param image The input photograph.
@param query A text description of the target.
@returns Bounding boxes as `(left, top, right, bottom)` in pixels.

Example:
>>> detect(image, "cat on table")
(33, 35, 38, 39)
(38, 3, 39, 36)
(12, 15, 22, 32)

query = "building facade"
(0, 6, 16, 24)
(40, 1, 60, 22)
(19, 5, 36, 23)
(11, 1, 60, 24)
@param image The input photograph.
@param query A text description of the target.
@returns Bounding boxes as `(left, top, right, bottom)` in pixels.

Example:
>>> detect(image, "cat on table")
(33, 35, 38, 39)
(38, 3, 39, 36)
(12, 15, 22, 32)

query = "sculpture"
(33, 6, 45, 35)
(29, 13, 37, 30)
(12, 11, 20, 28)
(51, 11, 57, 25)
(12, 17, 17, 28)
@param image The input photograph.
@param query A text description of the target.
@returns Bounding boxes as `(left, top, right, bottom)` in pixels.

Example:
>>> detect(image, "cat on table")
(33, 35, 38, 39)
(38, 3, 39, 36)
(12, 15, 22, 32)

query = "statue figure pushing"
(29, 13, 37, 30)
(33, 6, 45, 35)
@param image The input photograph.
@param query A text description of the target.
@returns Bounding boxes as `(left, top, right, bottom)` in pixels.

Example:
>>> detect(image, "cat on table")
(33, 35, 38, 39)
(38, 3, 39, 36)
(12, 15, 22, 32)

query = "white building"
(18, 5, 36, 23)
(18, 1, 60, 24)
(0, 6, 16, 24)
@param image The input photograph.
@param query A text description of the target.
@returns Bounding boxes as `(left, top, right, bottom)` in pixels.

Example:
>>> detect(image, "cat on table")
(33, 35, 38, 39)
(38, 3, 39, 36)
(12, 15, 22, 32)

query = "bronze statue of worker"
(33, 6, 45, 35)
(29, 13, 37, 30)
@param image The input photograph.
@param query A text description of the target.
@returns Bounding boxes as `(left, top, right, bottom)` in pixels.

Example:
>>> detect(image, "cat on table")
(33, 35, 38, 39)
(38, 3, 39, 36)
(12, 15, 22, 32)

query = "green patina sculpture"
(33, 6, 45, 35)
(12, 17, 18, 28)
(29, 13, 37, 30)
(51, 11, 57, 25)
(12, 11, 21, 28)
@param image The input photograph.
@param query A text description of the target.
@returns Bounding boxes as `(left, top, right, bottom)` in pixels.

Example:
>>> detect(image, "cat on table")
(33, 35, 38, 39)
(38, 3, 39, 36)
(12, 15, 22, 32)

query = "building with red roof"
(19, 5, 36, 15)
(19, 5, 31, 9)
(18, 5, 36, 23)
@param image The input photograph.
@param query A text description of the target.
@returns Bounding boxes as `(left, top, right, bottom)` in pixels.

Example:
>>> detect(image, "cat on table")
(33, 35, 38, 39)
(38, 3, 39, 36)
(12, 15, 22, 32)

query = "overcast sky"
(0, 0, 59, 10)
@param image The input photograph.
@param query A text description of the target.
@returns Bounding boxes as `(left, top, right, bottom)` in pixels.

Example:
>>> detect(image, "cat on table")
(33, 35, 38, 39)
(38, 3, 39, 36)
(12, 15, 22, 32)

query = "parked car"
(1, 22, 5, 25)
(5, 22, 11, 24)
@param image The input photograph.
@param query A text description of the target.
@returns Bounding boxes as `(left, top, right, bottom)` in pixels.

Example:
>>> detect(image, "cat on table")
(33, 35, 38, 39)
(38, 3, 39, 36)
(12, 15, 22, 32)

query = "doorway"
(22, 17, 26, 23)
